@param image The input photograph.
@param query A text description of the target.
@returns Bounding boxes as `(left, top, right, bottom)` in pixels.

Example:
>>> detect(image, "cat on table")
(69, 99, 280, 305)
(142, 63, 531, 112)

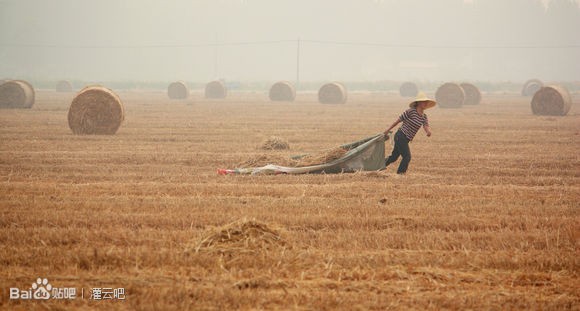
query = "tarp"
(218, 133, 388, 175)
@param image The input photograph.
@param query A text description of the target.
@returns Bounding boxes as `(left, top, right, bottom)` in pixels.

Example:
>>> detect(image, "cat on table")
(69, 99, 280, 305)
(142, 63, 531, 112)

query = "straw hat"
(409, 91, 436, 109)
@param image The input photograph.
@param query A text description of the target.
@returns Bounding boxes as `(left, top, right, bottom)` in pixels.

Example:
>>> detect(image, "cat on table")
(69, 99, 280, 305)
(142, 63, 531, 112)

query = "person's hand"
(384, 132, 390, 140)
(426, 131, 432, 137)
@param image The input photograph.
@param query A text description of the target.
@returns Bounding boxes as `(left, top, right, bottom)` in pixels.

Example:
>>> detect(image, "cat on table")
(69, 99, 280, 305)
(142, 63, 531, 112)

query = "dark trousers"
(385, 130, 411, 174)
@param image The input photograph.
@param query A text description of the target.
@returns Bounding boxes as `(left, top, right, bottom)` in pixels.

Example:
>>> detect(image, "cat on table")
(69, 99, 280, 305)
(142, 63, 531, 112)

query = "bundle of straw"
(318, 82, 347, 104)
(167, 81, 189, 99)
(260, 136, 290, 150)
(435, 83, 465, 108)
(67, 86, 125, 135)
(531, 85, 571, 116)
(522, 79, 543, 97)
(205, 80, 227, 99)
(194, 219, 288, 253)
(56, 80, 73, 92)
(0, 80, 35, 109)
(460, 82, 481, 105)
(399, 81, 418, 97)
(269, 81, 296, 102)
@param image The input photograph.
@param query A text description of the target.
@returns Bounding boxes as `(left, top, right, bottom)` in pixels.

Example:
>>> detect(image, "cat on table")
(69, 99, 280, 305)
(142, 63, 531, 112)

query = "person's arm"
(384, 119, 401, 140)
(423, 114, 431, 137)
(424, 124, 432, 137)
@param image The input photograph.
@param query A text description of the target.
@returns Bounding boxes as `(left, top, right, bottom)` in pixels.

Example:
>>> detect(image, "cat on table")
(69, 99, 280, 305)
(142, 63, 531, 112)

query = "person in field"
(383, 92, 436, 174)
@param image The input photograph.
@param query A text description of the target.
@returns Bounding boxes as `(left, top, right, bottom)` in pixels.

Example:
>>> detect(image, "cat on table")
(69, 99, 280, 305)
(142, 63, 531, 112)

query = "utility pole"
(213, 33, 218, 79)
(296, 38, 300, 90)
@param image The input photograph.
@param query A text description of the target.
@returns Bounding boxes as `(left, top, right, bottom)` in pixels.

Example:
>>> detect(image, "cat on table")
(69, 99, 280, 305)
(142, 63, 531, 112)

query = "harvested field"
(0, 90, 579, 310)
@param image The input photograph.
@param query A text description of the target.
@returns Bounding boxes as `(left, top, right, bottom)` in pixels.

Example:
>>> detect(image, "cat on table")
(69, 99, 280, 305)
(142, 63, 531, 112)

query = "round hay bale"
(0, 80, 35, 109)
(68, 86, 124, 135)
(531, 85, 571, 116)
(522, 79, 543, 96)
(56, 80, 73, 92)
(167, 81, 189, 99)
(260, 136, 290, 150)
(435, 83, 465, 108)
(205, 80, 227, 99)
(399, 82, 419, 97)
(318, 82, 347, 104)
(269, 81, 296, 102)
(460, 83, 481, 105)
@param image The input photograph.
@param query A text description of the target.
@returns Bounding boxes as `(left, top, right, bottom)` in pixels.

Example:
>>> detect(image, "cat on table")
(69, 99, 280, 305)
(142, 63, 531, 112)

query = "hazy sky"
(0, 0, 579, 83)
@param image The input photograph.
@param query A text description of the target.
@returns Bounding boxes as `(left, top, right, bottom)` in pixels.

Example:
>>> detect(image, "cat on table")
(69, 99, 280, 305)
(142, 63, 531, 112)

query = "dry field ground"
(0, 89, 579, 310)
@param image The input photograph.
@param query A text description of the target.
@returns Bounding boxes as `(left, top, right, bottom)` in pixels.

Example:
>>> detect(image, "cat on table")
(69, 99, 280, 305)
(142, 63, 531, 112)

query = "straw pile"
(269, 81, 296, 102)
(56, 80, 73, 92)
(293, 147, 347, 167)
(399, 82, 418, 97)
(67, 86, 125, 135)
(167, 81, 189, 99)
(261, 136, 290, 150)
(460, 83, 481, 105)
(238, 146, 348, 168)
(318, 82, 347, 104)
(435, 83, 465, 108)
(522, 79, 543, 96)
(205, 80, 227, 99)
(194, 219, 288, 254)
(0, 80, 35, 109)
(531, 85, 571, 116)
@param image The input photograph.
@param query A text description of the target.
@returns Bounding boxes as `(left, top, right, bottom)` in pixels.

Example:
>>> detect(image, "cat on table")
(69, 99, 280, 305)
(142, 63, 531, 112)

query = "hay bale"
(0, 80, 35, 109)
(56, 80, 73, 92)
(522, 79, 543, 96)
(68, 86, 124, 135)
(261, 136, 290, 150)
(167, 81, 189, 99)
(318, 82, 347, 104)
(435, 83, 465, 108)
(531, 85, 571, 116)
(269, 81, 296, 102)
(205, 80, 227, 99)
(399, 82, 418, 97)
(194, 219, 288, 253)
(460, 83, 481, 105)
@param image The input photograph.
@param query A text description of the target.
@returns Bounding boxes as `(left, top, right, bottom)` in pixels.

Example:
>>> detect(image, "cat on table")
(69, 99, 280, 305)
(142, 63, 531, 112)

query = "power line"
(301, 39, 580, 49)
(0, 39, 578, 49)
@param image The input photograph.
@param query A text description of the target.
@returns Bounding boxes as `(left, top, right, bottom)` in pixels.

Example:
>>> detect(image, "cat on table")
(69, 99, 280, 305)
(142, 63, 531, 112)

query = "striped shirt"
(399, 108, 429, 141)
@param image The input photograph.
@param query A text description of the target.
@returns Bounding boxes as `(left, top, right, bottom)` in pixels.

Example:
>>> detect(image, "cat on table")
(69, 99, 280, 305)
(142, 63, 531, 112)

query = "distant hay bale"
(531, 85, 571, 116)
(56, 80, 73, 92)
(460, 83, 481, 105)
(522, 79, 543, 96)
(261, 136, 290, 150)
(269, 81, 296, 102)
(318, 82, 347, 104)
(167, 81, 189, 99)
(68, 86, 124, 135)
(435, 83, 465, 108)
(194, 219, 288, 254)
(399, 82, 419, 97)
(205, 80, 227, 99)
(0, 80, 35, 109)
